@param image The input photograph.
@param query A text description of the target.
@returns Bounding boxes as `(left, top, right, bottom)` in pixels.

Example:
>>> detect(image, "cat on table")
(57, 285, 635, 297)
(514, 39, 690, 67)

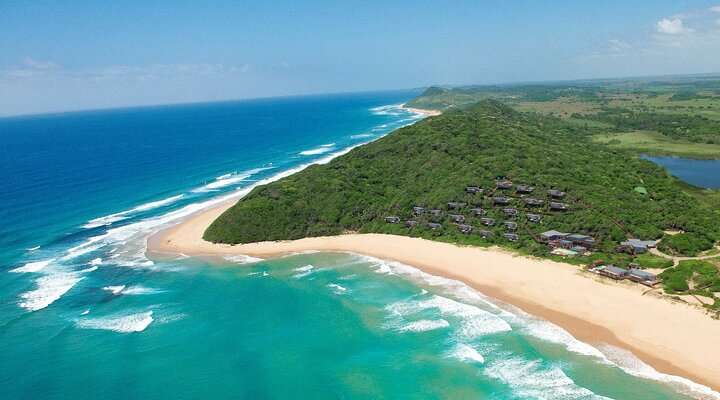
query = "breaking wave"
(11, 259, 54, 273)
(83, 194, 185, 228)
(76, 311, 154, 333)
(299, 143, 335, 156)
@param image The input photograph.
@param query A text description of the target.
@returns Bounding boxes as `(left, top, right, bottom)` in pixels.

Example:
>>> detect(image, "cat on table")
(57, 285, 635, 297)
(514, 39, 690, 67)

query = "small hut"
(384, 216, 401, 224)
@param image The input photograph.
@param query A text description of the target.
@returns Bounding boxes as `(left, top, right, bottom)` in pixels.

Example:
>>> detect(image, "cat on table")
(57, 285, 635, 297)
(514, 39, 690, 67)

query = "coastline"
(400, 105, 442, 117)
(148, 203, 720, 392)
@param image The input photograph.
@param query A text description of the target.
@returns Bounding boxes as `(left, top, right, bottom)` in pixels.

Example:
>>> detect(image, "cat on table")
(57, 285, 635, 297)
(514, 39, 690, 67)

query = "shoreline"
(400, 105, 442, 117)
(148, 203, 720, 392)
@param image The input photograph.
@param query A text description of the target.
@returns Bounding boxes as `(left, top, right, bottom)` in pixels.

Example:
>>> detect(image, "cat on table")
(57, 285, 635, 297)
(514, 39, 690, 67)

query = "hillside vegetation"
(205, 101, 720, 261)
(406, 77, 720, 156)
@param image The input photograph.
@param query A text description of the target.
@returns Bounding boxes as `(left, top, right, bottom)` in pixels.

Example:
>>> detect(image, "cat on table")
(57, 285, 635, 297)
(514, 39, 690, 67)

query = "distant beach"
(149, 203, 720, 391)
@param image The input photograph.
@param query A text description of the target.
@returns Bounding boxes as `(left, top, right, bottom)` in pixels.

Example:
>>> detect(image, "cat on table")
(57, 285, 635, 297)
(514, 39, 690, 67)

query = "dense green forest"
(205, 101, 720, 264)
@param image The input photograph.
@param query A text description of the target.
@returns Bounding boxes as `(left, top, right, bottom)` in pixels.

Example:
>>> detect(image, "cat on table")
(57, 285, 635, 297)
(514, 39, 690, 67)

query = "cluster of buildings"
(540, 230, 596, 256)
(384, 178, 665, 289)
(590, 265, 659, 287)
(383, 179, 574, 244)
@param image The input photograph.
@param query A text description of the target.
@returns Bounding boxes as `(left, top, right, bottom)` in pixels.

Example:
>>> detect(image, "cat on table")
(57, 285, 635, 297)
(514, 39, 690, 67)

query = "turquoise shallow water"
(0, 93, 718, 399)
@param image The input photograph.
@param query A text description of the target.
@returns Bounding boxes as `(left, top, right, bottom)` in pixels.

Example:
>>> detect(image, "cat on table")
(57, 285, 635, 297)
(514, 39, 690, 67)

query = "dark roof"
(526, 213, 542, 221)
(470, 208, 486, 215)
(479, 230, 493, 237)
(548, 189, 566, 197)
(549, 202, 569, 210)
(493, 196, 511, 204)
(629, 268, 657, 280)
(427, 222, 442, 229)
(496, 180, 513, 189)
(541, 230, 568, 238)
(503, 233, 519, 241)
(516, 184, 535, 193)
(603, 265, 628, 276)
(458, 224, 473, 233)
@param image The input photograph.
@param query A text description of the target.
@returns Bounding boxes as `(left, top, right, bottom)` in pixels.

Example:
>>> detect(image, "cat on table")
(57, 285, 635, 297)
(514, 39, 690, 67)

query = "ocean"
(0, 91, 717, 399)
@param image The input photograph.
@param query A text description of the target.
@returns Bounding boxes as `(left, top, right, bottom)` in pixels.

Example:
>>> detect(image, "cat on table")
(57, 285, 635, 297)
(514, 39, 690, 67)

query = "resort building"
(427, 222, 443, 230)
(493, 196, 511, 205)
(502, 207, 519, 217)
(628, 268, 659, 286)
(496, 180, 513, 190)
(524, 198, 545, 207)
(385, 216, 401, 224)
(619, 239, 657, 254)
(516, 184, 535, 194)
(503, 233, 520, 242)
(480, 217, 495, 226)
(457, 224, 473, 234)
(447, 202, 466, 210)
(449, 214, 466, 223)
(540, 230, 569, 242)
(412, 206, 425, 216)
(479, 230, 493, 238)
(470, 207, 487, 216)
(405, 220, 418, 228)
(465, 186, 483, 194)
(599, 265, 628, 280)
(549, 202, 569, 211)
(566, 234, 596, 248)
(504, 221, 518, 231)
(526, 213, 542, 223)
(548, 189, 566, 199)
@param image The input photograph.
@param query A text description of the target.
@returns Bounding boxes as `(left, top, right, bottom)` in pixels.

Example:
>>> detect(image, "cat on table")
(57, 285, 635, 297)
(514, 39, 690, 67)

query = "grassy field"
(592, 130, 720, 159)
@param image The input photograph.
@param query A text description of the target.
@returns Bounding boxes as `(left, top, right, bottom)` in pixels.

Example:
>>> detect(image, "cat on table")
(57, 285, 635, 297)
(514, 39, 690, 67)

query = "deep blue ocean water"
(643, 156, 720, 189)
(0, 92, 717, 399)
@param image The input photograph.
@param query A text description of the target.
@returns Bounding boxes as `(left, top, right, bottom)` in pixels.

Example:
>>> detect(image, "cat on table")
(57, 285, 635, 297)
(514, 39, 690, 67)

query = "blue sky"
(3, 0, 720, 116)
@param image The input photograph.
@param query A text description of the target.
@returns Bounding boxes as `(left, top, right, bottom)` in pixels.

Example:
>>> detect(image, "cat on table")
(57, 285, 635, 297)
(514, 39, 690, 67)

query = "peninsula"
(150, 93, 720, 390)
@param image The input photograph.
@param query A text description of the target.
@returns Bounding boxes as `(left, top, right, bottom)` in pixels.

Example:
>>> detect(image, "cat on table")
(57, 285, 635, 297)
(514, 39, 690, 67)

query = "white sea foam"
(61, 243, 103, 261)
(19, 273, 85, 311)
(103, 285, 126, 295)
(370, 104, 405, 116)
(485, 356, 611, 400)
(398, 319, 449, 332)
(386, 295, 512, 339)
(448, 343, 485, 364)
(10, 259, 54, 273)
(224, 254, 264, 264)
(81, 309, 90, 316)
(192, 167, 272, 193)
(299, 144, 335, 156)
(83, 194, 185, 228)
(26, 246, 41, 252)
(293, 264, 315, 278)
(76, 311, 154, 333)
(327, 283, 347, 294)
(123, 286, 162, 295)
(88, 258, 103, 266)
(512, 308, 610, 361)
(598, 344, 720, 400)
(350, 133, 373, 139)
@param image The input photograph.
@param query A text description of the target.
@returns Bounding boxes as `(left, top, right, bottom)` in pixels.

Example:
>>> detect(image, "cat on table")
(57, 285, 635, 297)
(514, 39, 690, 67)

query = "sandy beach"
(401, 105, 442, 116)
(148, 200, 720, 392)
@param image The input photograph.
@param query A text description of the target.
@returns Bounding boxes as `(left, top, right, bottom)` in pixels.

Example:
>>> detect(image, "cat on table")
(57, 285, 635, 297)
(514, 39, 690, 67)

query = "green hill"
(204, 100, 720, 260)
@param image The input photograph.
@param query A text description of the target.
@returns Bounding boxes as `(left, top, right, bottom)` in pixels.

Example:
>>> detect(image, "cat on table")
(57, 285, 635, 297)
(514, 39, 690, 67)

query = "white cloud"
(23, 57, 59, 70)
(656, 18, 692, 35)
(710, 5, 720, 13)
(607, 39, 631, 53)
